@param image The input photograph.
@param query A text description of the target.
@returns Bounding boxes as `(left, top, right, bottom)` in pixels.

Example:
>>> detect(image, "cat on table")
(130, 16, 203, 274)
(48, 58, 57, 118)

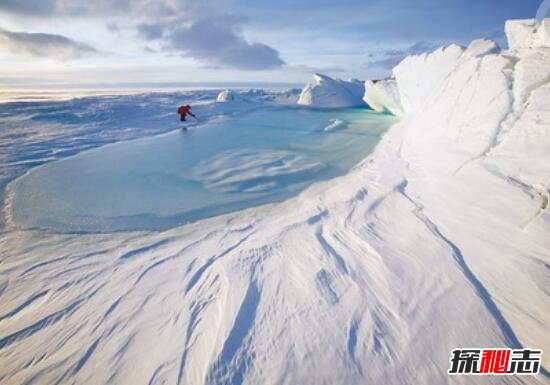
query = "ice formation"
(464, 38, 500, 58)
(216, 89, 243, 102)
(363, 79, 404, 117)
(297, 73, 366, 108)
(505, 18, 550, 49)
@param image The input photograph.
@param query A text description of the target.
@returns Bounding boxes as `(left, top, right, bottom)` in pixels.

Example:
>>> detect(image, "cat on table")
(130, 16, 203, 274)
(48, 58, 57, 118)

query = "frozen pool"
(7, 107, 396, 232)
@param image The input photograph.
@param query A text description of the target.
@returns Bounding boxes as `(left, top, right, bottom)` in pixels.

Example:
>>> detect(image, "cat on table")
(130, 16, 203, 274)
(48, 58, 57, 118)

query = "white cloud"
(0, 28, 99, 60)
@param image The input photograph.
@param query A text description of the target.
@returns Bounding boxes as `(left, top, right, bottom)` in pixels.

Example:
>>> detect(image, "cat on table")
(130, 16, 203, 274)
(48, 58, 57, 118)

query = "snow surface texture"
(1, 19, 550, 385)
(297, 73, 366, 108)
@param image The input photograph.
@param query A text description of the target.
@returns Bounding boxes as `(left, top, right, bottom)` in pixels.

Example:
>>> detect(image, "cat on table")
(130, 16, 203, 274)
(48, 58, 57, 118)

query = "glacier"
(0, 18, 549, 385)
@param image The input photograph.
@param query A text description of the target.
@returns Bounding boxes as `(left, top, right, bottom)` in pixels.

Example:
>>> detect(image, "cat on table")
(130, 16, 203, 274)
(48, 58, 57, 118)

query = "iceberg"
(297, 73, 366, 108)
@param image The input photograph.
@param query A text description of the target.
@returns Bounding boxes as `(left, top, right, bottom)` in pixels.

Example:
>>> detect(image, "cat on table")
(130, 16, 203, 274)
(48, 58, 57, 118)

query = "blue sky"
(0, 0, 545, 87)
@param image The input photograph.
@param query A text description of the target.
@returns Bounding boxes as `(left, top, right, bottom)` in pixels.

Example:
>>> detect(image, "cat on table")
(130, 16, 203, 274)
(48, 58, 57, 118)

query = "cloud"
(137, 23, 165, 40)
(167, 19, 284, 70)
(152, 18, 285, 70)
(0, 28, 99, 60)
(0, 0, 56, 15)
(105, 21, 120, 33)
(0, 0, 168, 17)
(366, 41, 441, 69)
(0, 0, 285, 70)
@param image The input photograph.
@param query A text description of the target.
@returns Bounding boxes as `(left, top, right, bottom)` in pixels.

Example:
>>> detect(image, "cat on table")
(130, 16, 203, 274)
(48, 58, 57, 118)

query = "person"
(177, 104, 196, 122)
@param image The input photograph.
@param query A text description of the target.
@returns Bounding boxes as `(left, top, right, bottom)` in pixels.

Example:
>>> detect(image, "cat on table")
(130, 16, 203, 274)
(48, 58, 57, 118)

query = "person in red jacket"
(177, 104, 196, 122)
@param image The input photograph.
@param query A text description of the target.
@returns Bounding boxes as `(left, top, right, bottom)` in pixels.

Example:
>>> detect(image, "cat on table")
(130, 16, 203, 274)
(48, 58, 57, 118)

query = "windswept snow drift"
(297, 73, 366, 108)
(1, 18, 549, 385)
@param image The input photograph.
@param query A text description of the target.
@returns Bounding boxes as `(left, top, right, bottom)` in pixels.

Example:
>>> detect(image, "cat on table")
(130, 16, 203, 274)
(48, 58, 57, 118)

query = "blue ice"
(8, 106, 396, 232)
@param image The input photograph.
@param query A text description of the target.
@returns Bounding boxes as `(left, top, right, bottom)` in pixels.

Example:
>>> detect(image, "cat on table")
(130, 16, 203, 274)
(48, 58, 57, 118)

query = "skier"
(177, 104, 196, 122)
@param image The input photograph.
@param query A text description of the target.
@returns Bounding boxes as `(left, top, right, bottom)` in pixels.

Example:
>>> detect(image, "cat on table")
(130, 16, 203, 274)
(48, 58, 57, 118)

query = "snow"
(505, 18, 550, 49)
(464, 38, 500, 58)
(217, 88, 301, 105)
(1, 18, 549, 385)
(363, 79, 404, 117)
(393, 44, 465, 114)
(216, 89, 243, 102)
(297, 73, 366, 108)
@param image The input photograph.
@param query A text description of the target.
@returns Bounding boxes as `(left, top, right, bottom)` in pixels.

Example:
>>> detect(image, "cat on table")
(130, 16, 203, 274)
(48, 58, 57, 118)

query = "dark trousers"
(180, 114, 186, 121)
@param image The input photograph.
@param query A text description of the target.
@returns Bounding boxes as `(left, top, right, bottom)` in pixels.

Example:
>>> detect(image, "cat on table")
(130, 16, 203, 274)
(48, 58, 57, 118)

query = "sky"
(0, 0, 546, 87)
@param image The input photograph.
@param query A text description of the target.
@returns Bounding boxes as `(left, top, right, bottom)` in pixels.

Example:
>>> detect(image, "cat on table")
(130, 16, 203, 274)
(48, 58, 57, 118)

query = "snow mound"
(297, 73, 366, 108)
(216, 89, 243, 102)
(363, 79, 404, 116)
(505, 18, 550, 49)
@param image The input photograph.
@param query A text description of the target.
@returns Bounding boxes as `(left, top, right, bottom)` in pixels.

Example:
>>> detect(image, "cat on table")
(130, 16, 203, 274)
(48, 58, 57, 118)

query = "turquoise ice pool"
(7, 106, 396, 232)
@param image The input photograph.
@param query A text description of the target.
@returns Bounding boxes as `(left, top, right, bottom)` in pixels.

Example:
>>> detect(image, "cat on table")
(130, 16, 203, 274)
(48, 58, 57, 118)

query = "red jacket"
(177, 105, 191, 114)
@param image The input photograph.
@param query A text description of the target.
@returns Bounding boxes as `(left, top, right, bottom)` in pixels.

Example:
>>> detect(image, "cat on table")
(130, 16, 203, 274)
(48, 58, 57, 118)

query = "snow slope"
(1, 19, 549, 385)
(297, 73, 366, 108)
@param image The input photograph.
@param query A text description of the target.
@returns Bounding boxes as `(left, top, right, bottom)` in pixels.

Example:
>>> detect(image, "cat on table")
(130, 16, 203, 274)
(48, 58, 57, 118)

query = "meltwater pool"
(7, 107, 396, 232)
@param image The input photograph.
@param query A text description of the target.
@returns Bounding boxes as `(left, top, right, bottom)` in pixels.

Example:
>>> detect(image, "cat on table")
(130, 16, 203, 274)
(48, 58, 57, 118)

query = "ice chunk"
(505, 18, 550, 49)
(216, 89, 243, 102)
(297, 73, 365, 108)
(363, 79, 404, 116)
(512, 49, 550, 108)
(323, 119, 346, 131)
